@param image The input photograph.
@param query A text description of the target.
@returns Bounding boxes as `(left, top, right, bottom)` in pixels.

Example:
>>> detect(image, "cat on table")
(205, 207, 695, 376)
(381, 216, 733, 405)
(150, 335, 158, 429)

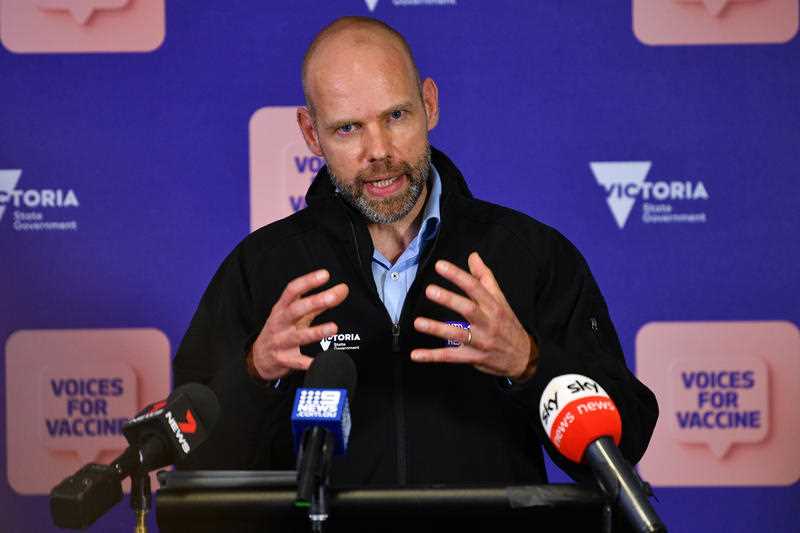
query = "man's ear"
(297, 107, 324, 156)
(421, 78, 439, 131)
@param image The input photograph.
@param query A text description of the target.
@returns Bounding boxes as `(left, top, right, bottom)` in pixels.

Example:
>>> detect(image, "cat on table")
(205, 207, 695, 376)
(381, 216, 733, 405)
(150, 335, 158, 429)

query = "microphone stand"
(309, 477, 329, 533)
(296, 427, 335, 532)
(128, 441, 162, 533)
(131, 472, 151, 533)
(584, 436, 666, 533)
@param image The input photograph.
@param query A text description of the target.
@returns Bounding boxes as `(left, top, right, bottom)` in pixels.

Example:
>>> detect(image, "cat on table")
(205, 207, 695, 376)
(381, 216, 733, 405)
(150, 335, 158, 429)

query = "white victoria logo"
(363, 0, 457, 12)
(319, 333, 361, 352)
(0, 169, 81, 231)
(590, 161, 709, 229)
(590, 162, 651, 229)
(0, 169, 23, 222)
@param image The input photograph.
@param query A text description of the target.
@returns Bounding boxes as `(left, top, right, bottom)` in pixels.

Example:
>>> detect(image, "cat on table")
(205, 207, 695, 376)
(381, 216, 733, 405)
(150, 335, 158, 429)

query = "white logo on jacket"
(320, 333, 361, 352)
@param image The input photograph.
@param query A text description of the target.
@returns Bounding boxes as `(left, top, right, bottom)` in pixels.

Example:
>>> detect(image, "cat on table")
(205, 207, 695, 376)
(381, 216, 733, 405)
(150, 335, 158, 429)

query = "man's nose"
(362, 124, 391, 163)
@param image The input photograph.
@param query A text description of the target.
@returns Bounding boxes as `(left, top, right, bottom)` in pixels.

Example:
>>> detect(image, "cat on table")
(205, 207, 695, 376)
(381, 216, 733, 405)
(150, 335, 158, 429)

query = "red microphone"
(539, 374, 622, 462)
(539, 374, 666, 533)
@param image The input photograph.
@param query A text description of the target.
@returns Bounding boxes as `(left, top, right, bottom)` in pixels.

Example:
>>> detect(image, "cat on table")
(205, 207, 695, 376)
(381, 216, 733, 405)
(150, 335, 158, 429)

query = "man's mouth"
(366, 175, 400, 188)
(363, 174, 405, 197)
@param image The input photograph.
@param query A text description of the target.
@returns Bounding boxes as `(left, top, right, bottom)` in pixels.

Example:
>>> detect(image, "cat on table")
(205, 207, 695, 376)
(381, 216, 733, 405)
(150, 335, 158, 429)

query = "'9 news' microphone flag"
(539, 374, 667, 533)
(291, 350, 357, 533)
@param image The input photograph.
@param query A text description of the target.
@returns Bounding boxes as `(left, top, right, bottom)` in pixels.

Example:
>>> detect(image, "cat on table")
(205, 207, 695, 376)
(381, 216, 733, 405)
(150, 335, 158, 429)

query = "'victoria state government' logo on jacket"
(320, 332, 362, 352)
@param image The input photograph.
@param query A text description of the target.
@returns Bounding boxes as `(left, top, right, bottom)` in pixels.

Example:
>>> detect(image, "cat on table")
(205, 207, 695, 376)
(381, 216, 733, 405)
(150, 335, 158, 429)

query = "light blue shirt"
(371, 166, 442, 324)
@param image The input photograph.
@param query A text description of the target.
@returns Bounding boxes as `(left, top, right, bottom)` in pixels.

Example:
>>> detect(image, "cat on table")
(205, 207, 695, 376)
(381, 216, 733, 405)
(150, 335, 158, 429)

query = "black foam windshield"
(304, 350, 357, 399)
(168, 382, 220, 431)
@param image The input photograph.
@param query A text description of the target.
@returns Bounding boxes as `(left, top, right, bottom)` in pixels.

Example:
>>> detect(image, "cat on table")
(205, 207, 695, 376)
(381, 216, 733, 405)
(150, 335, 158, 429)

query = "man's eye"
(390, 110, 404, 120)
(338, 123, 356, 135)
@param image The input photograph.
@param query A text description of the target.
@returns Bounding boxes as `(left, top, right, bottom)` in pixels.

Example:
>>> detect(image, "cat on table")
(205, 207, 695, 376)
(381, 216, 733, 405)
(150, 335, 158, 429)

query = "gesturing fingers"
(272, 350, 315, 373)
(414, 317, 480, 349)
(467, 252, 508, 304)
(283, 283, 349, 324)
(273, 269, 331, 314)
(434, 260, 496, 312)
(415, 253, 534, 379)
(251, 269, 349, 381)
(273, 321, 338, 350)
(424, 284, 483, 324)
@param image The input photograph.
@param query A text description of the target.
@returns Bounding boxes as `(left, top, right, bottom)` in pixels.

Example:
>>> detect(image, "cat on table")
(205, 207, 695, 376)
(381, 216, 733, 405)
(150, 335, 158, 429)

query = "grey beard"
(329, 145, 432, 224)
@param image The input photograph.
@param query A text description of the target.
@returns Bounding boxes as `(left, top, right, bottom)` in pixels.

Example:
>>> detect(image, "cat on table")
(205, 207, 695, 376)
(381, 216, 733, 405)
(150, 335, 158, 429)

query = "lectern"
(156, 470, 615, 533)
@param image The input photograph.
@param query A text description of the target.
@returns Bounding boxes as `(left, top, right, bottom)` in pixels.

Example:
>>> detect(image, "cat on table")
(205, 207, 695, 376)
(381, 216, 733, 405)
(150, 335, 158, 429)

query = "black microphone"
(291, 351, 357, 531)
(121, 382, 220, 472)
(538, 374, 666, 533)
(49, 383, 220, 530)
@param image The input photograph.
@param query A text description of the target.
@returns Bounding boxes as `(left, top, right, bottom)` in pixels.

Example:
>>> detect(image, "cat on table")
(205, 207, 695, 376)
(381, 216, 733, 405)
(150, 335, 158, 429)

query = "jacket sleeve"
(505, 226, 659, 484)
(172, 244, 298, 471)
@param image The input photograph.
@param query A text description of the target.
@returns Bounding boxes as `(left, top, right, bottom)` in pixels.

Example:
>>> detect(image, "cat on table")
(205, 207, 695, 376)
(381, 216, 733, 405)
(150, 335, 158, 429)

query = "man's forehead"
(308, 22, 409, 66)
(313, 44, 407, 86)
(312, 73, 413, 126)
(307, 27, 412, 80)
(306, 34, 419, 120)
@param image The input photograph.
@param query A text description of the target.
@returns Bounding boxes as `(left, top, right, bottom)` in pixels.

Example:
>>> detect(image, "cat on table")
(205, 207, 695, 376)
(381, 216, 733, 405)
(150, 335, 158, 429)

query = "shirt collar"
(418, 164, 442, 242)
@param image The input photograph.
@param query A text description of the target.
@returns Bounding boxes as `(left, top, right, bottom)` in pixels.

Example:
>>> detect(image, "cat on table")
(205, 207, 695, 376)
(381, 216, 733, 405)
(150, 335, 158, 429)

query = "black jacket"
(173, 147, 658, 488)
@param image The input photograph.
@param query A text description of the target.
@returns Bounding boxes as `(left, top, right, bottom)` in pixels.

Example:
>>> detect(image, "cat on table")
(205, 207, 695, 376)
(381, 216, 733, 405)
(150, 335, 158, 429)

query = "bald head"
(301, 16, 422, 113)
(295, 17, 440, 228)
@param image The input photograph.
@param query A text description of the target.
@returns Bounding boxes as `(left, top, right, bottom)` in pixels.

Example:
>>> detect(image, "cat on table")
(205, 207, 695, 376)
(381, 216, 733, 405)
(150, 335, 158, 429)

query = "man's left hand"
(412, 252, 538, 381)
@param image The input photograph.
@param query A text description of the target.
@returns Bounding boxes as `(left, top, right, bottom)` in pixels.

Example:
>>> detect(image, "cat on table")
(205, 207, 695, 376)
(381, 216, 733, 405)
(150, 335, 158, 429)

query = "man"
(175, 13, 656, 507)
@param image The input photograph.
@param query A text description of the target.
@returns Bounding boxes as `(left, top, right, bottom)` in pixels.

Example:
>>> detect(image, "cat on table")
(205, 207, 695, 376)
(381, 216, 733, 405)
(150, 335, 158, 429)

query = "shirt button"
(390, 272, 400, 281)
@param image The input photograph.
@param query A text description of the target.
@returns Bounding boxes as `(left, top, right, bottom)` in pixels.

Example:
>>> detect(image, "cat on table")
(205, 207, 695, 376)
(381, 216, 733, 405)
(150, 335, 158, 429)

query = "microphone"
(291, 351, 357, 530)
(121, 382, 219, 472)
(539, 374, 666, 533)
(49, 383, 220, 529)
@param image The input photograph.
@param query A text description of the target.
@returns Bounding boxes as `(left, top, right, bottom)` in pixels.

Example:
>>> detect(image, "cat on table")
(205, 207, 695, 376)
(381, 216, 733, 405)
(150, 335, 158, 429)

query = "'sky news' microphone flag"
(539, 374, 666, 533)
(539, 373, 622, 462)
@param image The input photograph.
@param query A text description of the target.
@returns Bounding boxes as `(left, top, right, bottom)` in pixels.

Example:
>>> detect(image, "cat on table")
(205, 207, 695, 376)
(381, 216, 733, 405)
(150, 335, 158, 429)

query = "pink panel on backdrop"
(40, 362, 137, 464)
(0, 0, 165, 53)
(667, 355, 768, 458)
(636, 321, 800, 486)
(5, 328, 171, 495)
(632, 0, 798, 45)
(249, 106, 324, 232)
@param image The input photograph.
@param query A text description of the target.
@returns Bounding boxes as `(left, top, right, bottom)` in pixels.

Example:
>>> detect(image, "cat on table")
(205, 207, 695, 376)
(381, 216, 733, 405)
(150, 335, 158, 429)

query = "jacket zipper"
(392, 323, 401, 352)
(345, 199, 445, 487)
(390, 218, 444, 485)
(347, 214, 409, 484)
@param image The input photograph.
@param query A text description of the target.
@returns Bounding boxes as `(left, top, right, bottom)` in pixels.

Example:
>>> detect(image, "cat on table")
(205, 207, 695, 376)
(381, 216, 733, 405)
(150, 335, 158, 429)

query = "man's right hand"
(248, 269, 349, 381)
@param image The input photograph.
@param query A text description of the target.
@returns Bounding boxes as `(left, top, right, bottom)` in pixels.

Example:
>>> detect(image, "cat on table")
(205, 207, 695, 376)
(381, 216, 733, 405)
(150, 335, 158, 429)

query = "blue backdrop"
(1, 1, 798, 531)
